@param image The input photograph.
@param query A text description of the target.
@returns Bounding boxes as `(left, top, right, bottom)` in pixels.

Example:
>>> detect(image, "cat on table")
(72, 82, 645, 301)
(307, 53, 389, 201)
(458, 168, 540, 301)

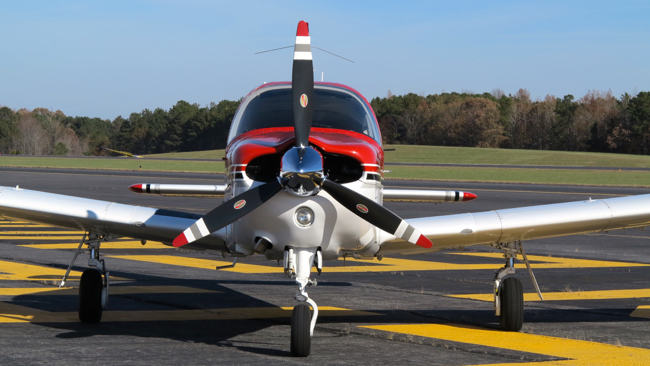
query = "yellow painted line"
(111, 253, 649, 275)
(0, 236, 85, 240)
(450, 289, 650, 302)
(451, 252, 648, 269)
(0, 259, 127, 281)
(362, 323, 650, 366)
(631, 305, 650, 319)
(0, 302, 380, 323)
(0, 223, 41, 226)
(110, 255, 282, 273)
(0, 286, 217, 296)
(20, 241, 171, 249)
(586, 233, 650, 240)
(0, 231, 83, 235)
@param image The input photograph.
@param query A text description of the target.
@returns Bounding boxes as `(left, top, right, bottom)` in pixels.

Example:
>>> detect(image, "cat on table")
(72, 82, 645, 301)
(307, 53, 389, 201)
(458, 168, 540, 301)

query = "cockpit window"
(228, 86, 381, 144)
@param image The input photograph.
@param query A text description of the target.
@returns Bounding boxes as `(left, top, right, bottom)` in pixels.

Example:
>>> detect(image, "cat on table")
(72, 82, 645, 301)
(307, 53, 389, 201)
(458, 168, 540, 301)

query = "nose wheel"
(285, 247, 321, 357)
(291, 304, 312, 357)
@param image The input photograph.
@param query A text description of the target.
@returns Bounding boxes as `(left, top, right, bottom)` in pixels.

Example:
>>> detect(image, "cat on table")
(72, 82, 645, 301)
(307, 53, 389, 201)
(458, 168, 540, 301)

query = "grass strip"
(382, 144, 650, 168)
(0, 157, 224, 173)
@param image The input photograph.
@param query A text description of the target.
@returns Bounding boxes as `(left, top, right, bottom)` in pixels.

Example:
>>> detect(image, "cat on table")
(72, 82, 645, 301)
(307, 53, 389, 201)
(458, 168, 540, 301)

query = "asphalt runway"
(1, 167, 650, 365)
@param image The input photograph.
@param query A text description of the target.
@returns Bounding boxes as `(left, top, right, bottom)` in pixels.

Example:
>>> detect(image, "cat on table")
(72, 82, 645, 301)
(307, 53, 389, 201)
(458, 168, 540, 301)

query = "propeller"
(173, 21, 432, 249)
(292, 20, 314, 148)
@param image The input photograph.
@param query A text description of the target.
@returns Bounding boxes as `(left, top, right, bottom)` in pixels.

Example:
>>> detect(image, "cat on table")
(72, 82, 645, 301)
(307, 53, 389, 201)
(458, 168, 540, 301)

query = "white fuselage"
(226, 174, 382, 260)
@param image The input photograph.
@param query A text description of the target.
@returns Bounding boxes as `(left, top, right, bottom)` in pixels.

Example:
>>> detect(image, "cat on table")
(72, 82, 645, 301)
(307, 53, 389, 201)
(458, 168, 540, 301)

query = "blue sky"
(1, 1, 648, 120)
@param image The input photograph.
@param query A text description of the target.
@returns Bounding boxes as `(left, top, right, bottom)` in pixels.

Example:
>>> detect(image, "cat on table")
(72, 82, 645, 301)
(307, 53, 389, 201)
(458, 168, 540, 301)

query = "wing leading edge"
(0, 186, 227, 251)
(378, 194, 650, 255)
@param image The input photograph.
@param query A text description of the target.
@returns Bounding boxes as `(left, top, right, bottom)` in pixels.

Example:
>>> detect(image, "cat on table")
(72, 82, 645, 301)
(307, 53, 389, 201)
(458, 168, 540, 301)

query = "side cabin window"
(228, 86, 381, 144)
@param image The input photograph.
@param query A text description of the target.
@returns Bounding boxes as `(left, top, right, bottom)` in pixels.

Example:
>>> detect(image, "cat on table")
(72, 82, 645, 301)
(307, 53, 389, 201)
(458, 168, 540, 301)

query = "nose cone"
(281, 146, 323, 174)
(129, 184, 144, 193)
(462, 192, 477, 201)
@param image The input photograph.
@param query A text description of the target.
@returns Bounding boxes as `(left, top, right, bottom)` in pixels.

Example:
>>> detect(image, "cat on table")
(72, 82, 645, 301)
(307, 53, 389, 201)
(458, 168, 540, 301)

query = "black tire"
(290, 304, 311, 357)
(499, 277, 523, 331)
(78, 269, 103, 323)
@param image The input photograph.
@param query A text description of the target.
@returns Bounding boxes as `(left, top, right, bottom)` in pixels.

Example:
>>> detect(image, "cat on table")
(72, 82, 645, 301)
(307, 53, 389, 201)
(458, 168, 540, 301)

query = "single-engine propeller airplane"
(2, 21, 650, 357)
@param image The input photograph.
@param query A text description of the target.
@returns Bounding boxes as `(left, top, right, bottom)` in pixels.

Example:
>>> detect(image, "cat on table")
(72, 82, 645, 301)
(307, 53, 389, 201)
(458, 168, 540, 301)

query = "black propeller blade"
(292, 20, 314, 148)
(321, 180, 433, 248)
(173, 180, 283, 247)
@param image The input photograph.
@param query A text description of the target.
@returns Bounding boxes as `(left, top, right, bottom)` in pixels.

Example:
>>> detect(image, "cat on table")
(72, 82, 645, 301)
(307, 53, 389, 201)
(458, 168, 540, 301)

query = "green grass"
(382, 145, 650, 168)
(0, 157, 224, 173)
(144, 150, 225, 159)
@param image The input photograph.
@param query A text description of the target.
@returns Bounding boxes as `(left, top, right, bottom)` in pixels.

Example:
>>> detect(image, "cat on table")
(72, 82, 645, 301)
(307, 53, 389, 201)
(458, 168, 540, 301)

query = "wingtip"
(463, 192, 477, 201)
(129, 184, 143, 193)
(415, 234, 433, 249)
(172, 233, 189, 248)
(297, 20, 309, 36)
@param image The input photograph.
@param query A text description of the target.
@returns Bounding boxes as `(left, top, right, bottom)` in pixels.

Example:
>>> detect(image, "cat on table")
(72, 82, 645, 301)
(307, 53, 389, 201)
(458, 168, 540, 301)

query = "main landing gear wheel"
(499, 277, 523, 331)
(291, 304, 312, 357)
(78, 269, 103, 323)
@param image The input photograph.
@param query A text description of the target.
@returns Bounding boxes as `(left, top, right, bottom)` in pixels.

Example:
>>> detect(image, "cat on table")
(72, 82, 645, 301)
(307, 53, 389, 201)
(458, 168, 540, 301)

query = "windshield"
(228, 85, 381, 144)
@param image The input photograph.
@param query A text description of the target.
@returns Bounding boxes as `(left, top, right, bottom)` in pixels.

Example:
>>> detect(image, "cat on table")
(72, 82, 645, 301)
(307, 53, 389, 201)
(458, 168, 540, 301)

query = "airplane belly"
(231, 181, 376, 260)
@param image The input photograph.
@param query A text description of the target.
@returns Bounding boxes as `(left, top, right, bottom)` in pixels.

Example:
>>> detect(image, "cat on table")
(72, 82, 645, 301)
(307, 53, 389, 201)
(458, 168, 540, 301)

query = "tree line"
(1, 89, 649, 156)
(0, 100, 240, 156)
(372, 89, 650, 154)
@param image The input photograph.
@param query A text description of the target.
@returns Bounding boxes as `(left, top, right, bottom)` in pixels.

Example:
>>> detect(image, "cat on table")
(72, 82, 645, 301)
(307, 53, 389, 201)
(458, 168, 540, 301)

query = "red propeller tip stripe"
(172, 233, 188, 247)
(416, 234, 433, 249)
(463, 192, 477, 201)
(296, 21, 309, 36)
(129, 184, 143, 193)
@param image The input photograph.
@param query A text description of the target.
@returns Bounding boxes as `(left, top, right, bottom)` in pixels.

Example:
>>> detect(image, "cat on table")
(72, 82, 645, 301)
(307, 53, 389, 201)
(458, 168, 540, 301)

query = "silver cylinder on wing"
(383, 189, 476, 202)
(129, 184, 226, 196)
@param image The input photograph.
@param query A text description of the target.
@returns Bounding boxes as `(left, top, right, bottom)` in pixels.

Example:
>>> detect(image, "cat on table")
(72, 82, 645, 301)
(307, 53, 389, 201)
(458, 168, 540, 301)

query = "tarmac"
(1, 167, 650, 365)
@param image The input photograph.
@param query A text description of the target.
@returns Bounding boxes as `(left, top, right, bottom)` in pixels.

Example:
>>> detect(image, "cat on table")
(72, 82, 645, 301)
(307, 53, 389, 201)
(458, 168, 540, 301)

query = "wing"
(378, 194, 650, 255)
(0, 186, 227, 251)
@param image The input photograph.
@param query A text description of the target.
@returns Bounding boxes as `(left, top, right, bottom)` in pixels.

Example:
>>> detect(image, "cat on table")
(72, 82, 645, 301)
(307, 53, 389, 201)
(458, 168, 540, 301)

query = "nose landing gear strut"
(284, 247, 322, 357)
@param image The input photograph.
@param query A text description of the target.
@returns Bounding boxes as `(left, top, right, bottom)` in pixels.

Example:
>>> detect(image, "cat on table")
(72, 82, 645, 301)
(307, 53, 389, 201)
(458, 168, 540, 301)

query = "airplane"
(2, 21, 650, 357)
(102, 147, 142, 158)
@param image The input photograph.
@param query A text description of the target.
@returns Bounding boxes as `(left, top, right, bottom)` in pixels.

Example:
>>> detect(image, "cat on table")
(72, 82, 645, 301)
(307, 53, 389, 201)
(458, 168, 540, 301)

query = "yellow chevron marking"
(630, 305, 650, 319)
(0, 302, 379, 323)
(0, 286, 217, 296)
(363, 323, 650, 366)
(20, 241, 170, 249)
(0, 236, 86, 240)
(450, 288, 650, 302)
(0, 259, 126, 282)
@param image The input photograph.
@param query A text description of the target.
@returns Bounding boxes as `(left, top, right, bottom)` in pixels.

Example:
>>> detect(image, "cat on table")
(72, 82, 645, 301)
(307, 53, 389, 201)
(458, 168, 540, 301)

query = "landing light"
(295, 207, 315, 227)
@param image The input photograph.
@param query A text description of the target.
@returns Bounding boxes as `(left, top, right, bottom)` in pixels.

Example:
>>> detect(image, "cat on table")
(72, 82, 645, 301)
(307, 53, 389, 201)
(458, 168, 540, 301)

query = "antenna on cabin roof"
(255, 45, 354, 63)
